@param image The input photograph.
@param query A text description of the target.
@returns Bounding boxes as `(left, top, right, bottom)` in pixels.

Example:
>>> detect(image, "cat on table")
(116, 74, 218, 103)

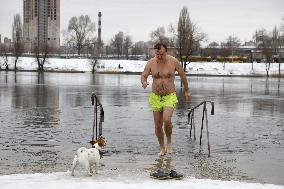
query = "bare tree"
(150, 27, 170, 45)
(111, 31, 124, 59)
(208, 41, 219, 48)
(280, 17, 284, 50)
(168, 24, 178, 47)
(89, 44, 99, 73)
(271, 26, 280, 55)
(33, 42, 52, 71)
(88, 37, 104, 73)
(12, 14, 23, 71)
(123, 35, 132, 60)
(280, 18, 284, 76)
(270, 26, 282, 76)
(144, 41, 152, 59)
(90, 37, 104, 57)
(255, 29, 273, 77)
(177, 6, 206, 71)
(225, 35, 241, 62)
(132, 41, 145, 57)
(62, 29, 73, 58)
(67, 15, 96, 55)
(105, 45, 115, 58)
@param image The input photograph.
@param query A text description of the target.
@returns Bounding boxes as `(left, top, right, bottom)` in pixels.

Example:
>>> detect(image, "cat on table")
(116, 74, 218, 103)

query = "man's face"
(155, 47, 166, 60)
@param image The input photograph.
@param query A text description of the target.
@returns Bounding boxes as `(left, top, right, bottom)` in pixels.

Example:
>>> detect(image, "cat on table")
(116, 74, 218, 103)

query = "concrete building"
(23, 0, 60, 51)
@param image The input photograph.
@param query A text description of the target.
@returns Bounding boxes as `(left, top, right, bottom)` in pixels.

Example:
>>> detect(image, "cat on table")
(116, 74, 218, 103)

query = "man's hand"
(142, 81, 149, 89)
(184, 90, 192, 100)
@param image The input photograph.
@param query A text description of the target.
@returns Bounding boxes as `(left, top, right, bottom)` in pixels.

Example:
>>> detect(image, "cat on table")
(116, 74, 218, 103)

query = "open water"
(0, 72, 283, 185)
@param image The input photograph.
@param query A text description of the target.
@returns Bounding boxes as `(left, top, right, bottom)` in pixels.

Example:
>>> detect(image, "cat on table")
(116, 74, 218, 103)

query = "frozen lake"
(0, 72, 283, 185)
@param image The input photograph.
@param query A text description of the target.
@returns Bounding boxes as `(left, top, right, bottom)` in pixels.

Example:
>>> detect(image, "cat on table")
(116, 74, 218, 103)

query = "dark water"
(0, 72, 283, 185)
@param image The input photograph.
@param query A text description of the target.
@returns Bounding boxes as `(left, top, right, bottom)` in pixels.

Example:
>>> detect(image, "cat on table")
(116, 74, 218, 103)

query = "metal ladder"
(90, 93, 105, 146)
(188, 101, 214, 157)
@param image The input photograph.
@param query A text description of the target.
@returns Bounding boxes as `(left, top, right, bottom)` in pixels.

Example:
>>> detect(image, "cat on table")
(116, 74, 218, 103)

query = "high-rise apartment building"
(23, 0, 60, 50)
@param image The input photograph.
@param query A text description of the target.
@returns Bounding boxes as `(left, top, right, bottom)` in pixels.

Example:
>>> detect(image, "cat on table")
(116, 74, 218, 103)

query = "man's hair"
(154, 43, 167, 52)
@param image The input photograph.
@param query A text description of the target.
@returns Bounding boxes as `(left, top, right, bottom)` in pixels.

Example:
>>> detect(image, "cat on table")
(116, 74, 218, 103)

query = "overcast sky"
(0, 0, 283, 45)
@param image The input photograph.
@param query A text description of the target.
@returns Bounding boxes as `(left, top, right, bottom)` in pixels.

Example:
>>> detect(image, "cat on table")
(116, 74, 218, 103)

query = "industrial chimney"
(98, 12, 102, 44)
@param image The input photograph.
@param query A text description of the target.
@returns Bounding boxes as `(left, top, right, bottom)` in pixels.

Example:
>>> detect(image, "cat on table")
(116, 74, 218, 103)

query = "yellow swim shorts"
(149, 92, 178, 112)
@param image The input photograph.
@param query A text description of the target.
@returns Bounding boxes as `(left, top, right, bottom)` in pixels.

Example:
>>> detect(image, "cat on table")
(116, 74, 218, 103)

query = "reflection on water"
(0, 72, 61, 174)
(0, 71, 283, 185)
(150, 156, 173, 173)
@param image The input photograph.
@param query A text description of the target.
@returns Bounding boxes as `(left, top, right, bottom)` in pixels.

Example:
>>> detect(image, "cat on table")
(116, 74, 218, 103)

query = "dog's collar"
(92, 146, 103, 159)
(92, 145, 102, 150)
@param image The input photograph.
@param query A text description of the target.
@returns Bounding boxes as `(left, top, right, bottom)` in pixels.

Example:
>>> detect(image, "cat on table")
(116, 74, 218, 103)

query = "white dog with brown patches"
(71, 143, 102, 176)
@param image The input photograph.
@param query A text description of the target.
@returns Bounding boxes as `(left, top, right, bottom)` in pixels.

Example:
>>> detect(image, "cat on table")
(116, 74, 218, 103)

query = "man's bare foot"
(166, 144, 173, 154)
(159, 147, 166, 156)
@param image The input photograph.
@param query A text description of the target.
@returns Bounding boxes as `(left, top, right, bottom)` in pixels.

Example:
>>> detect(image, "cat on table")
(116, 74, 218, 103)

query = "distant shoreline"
(0, 69, 85, 73)
(1, 69, 283, 78)
(1, 57, 283, 77)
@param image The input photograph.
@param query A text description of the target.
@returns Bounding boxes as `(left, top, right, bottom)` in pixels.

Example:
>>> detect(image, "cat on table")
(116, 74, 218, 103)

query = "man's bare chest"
(151, 63, 175, 79)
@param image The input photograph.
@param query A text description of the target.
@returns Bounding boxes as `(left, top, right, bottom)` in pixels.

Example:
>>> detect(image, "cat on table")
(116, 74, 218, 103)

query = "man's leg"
(153, 111, 165, 155)
(163, 107, 174, 154)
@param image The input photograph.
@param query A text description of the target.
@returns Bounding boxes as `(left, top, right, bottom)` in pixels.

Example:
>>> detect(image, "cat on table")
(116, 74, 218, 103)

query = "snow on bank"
(1, 172, 283, 189)
(8, 57, 92, 72)
(3, 57, 284, 76)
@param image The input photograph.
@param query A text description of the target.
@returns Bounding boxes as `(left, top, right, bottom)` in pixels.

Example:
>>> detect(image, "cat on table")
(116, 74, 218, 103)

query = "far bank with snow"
(1, 57, 284, 76)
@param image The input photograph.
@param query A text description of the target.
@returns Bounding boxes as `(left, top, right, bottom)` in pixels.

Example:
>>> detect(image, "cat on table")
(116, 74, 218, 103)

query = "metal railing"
(90, 93, 104, 145)
(188, 101, 214, 157)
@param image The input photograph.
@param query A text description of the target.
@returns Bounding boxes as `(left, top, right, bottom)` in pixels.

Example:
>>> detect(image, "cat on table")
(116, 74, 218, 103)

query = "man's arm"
(174, 58, 191, 99)
(141, 61, 151, 89)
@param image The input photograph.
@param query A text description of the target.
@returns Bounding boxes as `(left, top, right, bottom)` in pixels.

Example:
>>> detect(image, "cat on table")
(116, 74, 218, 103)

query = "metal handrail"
(188, 101, 214, 157)
(91, 93, 104, 144)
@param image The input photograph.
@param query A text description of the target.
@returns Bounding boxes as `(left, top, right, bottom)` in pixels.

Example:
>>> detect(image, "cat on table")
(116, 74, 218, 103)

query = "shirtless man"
(141, 43, 191, 156)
